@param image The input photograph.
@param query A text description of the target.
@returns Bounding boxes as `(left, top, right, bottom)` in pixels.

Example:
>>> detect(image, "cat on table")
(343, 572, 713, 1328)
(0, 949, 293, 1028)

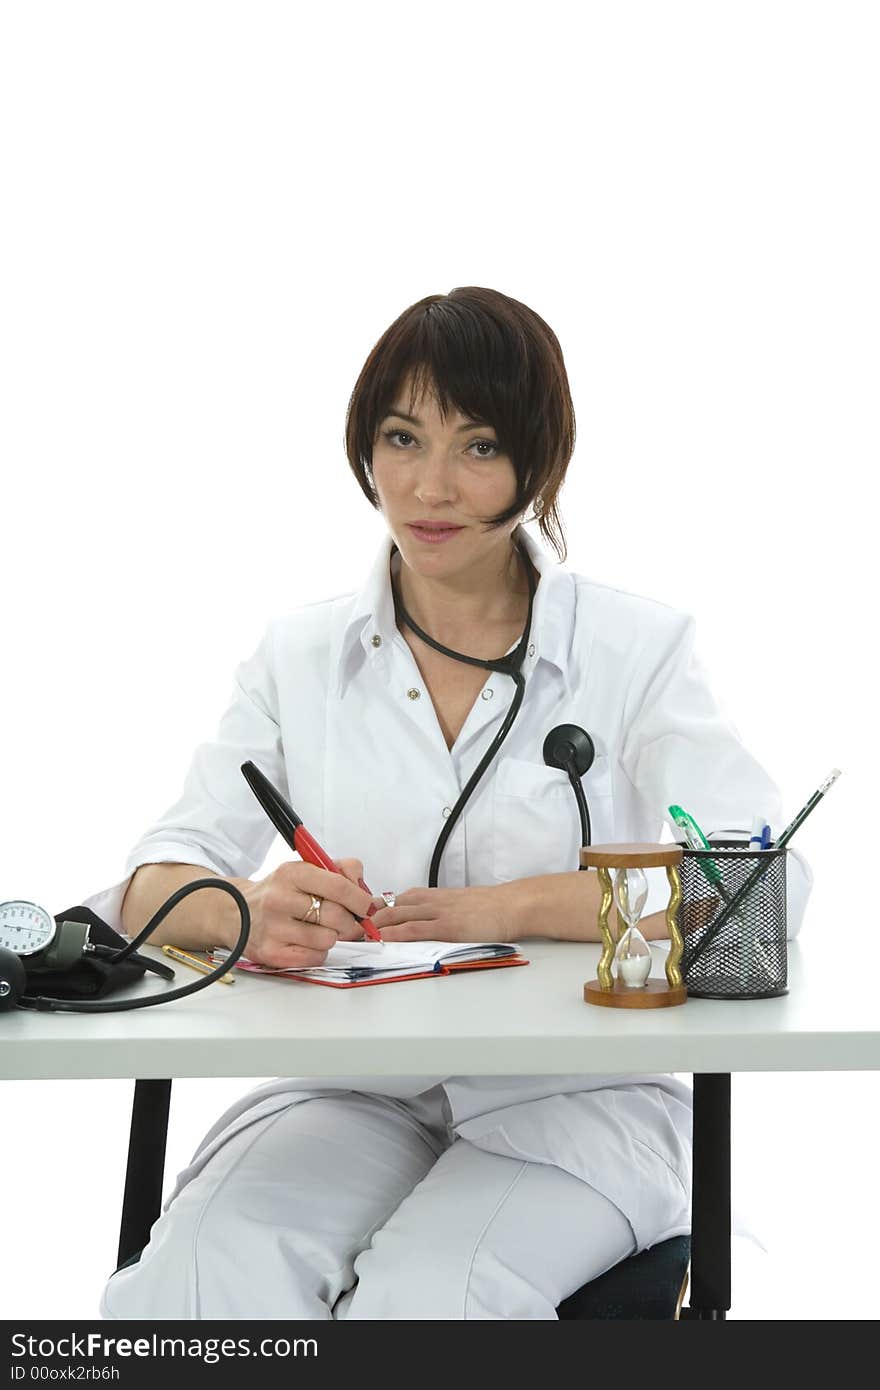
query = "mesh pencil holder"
(677, 839, 788, 999)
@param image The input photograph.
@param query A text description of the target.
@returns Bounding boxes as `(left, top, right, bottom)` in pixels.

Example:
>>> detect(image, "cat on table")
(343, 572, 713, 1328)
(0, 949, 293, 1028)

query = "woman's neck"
(393, 540, 533, 650)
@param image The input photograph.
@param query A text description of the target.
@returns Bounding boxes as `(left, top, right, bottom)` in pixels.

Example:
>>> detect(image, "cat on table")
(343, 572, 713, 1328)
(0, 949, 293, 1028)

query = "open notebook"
(210, 940, 529, 989)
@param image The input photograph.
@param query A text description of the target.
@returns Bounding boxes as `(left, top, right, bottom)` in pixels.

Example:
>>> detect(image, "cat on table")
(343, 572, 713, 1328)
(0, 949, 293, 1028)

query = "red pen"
(241, 760, 383, 943)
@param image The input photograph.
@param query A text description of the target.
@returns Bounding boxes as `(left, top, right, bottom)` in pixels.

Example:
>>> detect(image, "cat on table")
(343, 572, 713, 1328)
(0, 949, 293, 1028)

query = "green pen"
(670, 803, 774, 980)
(667, 805, 725, 891)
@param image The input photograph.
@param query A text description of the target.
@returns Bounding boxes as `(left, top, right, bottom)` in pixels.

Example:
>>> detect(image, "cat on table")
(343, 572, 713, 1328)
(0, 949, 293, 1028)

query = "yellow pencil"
(162, 944, 236, 984)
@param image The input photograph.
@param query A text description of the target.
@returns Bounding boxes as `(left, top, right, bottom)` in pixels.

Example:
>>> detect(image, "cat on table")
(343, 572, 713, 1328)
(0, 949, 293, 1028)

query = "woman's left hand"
(368, 885, 510, 943)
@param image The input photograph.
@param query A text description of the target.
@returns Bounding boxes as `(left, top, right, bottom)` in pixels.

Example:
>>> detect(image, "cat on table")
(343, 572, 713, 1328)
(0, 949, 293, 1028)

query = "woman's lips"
(406, 523, 464, 545)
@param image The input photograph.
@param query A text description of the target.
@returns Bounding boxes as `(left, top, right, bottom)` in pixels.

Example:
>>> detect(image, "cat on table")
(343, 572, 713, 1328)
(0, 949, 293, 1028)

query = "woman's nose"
(413, 453, 458, 504)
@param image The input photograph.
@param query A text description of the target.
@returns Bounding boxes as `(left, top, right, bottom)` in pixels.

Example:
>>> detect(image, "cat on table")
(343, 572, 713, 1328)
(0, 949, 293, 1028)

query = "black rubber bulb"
(0, 946, 27, 1011)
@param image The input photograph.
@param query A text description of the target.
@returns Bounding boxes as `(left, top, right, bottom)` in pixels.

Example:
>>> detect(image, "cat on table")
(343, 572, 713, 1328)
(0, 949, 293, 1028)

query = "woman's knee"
(344, 1148, 535, 1319)
(101, 1094, 443, 1320)
(99, 1204, 202, 1320)
(345, 1146, 637, 1320)
(99, 1116, 313, 1320)
(100, 1189, 332, 1321)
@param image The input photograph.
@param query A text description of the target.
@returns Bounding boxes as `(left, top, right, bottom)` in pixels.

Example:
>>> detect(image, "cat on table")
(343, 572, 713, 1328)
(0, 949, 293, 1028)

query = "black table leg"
(117, 1078, 173, 1268)
(682, 1072, 731, 1319)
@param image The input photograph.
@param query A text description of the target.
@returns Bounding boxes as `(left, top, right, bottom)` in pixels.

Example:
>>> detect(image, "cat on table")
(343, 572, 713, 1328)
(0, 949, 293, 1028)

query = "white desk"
(2, 935, 875, 1319)
(3, 937, 875, 1080)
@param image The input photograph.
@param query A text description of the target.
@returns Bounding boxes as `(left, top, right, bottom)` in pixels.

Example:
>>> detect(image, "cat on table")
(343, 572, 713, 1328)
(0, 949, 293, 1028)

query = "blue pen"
(760, 822, 772, 850)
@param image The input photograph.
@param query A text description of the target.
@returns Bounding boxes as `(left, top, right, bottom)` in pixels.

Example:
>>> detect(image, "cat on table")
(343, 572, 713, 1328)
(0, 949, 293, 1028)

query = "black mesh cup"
(677, 839, 788, 999)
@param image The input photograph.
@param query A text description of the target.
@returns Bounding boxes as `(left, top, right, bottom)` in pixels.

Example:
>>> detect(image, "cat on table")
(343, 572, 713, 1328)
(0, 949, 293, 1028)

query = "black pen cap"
(240, 760, 303, 849)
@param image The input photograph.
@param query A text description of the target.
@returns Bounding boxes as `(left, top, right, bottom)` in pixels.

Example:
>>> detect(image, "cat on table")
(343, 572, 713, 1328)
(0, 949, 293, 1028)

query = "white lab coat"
(87, 526, 813, 1317)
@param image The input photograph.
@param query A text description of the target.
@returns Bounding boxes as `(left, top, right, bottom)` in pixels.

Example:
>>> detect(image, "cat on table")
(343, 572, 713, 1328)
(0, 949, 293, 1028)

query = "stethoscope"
(391, 539, 597, 886)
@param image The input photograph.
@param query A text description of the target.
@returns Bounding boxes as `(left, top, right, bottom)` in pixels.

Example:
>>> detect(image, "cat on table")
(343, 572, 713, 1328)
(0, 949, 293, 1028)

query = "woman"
(88, 287, 812, 1319)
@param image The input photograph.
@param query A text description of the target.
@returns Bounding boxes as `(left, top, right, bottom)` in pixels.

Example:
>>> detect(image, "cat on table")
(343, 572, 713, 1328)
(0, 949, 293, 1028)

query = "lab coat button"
(528, 644, 535, 657)
(371, 634, 382, 647)
(481, 688, 494, 700)
(407, 687, 421, 700)
(442, 806, 452, 818)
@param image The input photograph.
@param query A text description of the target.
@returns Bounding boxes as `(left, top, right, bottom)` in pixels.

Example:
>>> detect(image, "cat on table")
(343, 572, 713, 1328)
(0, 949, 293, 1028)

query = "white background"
(1, 0, 876, 1320)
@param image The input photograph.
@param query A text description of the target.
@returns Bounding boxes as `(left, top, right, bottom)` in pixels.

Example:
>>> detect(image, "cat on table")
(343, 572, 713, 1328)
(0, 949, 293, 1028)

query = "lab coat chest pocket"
(492, 754, 613, 883)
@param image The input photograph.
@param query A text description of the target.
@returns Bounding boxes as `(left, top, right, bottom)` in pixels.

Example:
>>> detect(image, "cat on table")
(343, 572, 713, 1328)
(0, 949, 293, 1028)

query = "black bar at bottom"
(117, 1078, 173, 1268)
(684, 1072, 731, 1318)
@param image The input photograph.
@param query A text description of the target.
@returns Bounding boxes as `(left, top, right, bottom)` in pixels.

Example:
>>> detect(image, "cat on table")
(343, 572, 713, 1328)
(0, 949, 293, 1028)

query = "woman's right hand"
(235, 858, 378, 969)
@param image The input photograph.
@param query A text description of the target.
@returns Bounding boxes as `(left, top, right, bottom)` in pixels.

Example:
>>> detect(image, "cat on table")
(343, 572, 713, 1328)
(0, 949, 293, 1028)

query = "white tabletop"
(1, 934, 877, 1080)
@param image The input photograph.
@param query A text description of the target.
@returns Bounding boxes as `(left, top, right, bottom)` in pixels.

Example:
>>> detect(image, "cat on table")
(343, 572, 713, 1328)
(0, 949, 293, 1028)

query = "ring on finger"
(304, 894, 322, 926)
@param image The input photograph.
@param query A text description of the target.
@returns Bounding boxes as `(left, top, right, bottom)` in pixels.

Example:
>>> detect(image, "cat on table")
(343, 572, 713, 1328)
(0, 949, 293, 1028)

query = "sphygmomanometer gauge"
(0, 899, 58, 957)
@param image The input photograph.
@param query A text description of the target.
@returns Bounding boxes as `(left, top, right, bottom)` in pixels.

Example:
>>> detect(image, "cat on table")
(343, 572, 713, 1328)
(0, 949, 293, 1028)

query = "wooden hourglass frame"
(580, 843, 687, 1008)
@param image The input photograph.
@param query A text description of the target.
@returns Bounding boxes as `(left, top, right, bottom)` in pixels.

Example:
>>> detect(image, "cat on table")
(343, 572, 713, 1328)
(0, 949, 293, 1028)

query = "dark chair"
(556, 1236, 691, 1319)
(113, 1236, 691, 1319)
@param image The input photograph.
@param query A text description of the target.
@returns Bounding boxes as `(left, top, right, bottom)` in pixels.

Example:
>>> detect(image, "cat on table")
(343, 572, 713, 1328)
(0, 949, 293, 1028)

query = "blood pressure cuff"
(23, 905, 170, 1000)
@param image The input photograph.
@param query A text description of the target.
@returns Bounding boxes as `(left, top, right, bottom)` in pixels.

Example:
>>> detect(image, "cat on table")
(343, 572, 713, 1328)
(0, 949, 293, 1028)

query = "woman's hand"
(368, 885, 509, 944)
(238, 858, 374, 969)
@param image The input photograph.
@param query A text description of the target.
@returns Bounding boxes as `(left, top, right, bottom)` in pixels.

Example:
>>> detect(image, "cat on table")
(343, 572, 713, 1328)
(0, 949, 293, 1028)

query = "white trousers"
(100, 1087, 641, 1321)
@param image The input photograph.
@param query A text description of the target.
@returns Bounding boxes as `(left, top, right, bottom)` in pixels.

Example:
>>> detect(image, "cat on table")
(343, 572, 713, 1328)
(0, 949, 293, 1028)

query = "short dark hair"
(344, 286, 576, 560)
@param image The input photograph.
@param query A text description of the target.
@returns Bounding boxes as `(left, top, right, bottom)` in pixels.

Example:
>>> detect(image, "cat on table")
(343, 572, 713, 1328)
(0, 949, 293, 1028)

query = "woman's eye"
(381, 428, 499, 458)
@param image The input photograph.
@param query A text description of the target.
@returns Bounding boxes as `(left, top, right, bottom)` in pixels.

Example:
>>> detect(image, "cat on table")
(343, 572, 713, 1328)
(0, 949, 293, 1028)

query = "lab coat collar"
(332, 525, 574, 697)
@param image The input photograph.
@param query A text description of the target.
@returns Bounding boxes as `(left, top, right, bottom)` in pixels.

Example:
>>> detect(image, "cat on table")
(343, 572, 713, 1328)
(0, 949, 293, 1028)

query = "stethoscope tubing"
(391, 542, 537, 888)
(428, 672, 526, 886)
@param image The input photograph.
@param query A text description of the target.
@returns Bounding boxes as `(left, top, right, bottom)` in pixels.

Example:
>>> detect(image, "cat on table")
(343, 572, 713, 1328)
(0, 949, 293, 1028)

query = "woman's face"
(370, 378, 521, 583)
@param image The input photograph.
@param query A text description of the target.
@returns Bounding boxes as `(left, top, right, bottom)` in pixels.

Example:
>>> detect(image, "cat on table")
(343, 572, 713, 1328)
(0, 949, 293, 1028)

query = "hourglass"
(579, 843, 687, 1008)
